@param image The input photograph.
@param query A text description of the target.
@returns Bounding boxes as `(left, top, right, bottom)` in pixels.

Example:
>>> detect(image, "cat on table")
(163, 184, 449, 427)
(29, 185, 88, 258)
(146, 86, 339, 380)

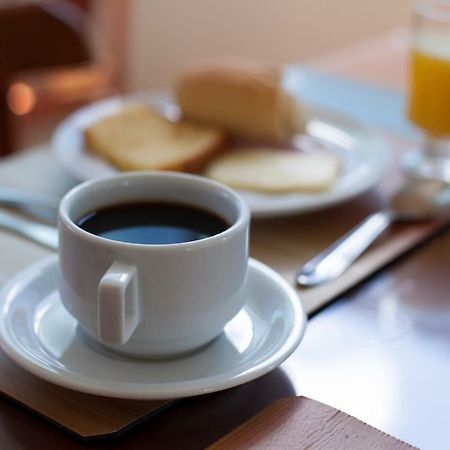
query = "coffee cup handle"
(98, 262, 140, 345)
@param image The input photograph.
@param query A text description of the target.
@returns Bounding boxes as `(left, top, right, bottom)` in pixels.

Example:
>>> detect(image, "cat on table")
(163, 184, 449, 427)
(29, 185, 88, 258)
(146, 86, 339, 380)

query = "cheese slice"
(205, 148, 340, 193)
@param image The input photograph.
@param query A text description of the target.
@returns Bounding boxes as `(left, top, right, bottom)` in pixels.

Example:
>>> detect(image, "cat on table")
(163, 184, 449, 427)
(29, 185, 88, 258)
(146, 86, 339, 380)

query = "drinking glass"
(406, 0, 450, 181)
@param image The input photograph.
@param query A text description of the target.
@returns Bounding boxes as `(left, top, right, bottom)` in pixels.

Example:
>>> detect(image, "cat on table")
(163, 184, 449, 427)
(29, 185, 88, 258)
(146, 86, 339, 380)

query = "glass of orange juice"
(407, 0, 450, 181)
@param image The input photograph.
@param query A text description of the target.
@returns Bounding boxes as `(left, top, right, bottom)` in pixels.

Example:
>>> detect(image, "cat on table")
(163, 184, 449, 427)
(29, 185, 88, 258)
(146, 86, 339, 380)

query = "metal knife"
(0, 208, 58, 251)
(0, 187, 59, 224)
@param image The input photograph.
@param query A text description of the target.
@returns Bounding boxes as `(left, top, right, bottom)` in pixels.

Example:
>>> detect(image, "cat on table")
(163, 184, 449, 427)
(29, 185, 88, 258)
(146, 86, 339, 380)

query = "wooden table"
(1, 29, 449, 449)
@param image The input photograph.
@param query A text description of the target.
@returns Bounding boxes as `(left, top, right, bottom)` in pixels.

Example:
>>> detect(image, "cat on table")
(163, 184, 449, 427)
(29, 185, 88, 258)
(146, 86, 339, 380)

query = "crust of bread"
(84, 105, 226, 172)
(176, 59, 307, 143)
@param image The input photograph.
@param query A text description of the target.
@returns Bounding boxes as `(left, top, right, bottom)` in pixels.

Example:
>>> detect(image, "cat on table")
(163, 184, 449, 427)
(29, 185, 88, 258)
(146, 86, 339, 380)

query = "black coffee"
(77, 202, 229, 245)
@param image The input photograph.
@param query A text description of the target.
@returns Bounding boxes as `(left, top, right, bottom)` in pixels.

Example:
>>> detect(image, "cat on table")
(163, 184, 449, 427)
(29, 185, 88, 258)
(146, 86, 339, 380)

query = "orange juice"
(408, 38, 450, 136)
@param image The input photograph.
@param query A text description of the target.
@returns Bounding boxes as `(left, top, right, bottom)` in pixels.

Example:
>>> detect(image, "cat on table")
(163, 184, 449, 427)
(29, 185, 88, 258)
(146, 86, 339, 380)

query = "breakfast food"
(85, 105, 226, 172)
(176, 60, 307, 144)
(82, 60, 341, 195)
(205, 147, 340, 193)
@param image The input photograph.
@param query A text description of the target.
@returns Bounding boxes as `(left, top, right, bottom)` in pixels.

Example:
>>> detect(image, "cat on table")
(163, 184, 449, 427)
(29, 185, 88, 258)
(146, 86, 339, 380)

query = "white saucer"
(0, 257, 306, 399)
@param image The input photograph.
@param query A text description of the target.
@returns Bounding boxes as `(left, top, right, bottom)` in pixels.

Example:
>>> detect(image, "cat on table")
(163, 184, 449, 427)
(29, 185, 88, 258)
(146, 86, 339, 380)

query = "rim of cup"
(59, 171, 250, 251)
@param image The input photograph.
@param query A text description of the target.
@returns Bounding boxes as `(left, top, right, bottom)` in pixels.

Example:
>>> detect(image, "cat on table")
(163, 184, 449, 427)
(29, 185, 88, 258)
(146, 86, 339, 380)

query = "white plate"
(0, 257, 306, 400)
(52, 91, 390, 218)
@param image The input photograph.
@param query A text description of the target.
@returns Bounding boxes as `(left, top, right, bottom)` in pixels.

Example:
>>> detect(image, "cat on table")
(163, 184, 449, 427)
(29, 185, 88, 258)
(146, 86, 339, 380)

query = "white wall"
(126, 0, 412, 89)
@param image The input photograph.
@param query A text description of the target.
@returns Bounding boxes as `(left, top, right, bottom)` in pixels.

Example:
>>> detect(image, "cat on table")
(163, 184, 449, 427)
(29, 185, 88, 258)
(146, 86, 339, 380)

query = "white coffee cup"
(58, 171, 250, 358)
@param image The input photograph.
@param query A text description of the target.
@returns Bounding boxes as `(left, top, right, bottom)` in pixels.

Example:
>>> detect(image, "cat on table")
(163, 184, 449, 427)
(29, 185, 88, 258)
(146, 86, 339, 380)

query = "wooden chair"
(0, 1, 90, 156)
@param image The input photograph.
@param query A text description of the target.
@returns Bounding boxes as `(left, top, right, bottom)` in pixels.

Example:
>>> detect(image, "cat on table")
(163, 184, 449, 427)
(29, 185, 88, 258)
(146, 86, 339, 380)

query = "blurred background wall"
(125, 0, 412, 89)
(0, 0, 412, 153)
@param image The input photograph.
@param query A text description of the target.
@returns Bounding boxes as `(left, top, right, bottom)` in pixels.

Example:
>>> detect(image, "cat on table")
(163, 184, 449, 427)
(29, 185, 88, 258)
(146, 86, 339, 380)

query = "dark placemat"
(0, 350, 173, 439)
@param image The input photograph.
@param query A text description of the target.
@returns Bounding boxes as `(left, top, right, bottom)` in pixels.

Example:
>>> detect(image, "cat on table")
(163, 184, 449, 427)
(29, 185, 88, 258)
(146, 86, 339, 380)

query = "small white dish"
(0, 256, 306, 399)
(51, 91, 390, 218)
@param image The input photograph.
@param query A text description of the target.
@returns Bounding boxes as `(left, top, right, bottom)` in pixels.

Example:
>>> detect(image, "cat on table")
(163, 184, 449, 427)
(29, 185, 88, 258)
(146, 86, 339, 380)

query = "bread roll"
(205, 147, 340, 193)
(85, 105, 226, 172)
(176, 60, 306, 143)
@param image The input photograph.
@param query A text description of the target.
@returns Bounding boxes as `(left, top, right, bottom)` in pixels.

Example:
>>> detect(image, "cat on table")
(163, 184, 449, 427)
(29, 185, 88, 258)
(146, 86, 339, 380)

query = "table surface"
(1, 28, 450, 450)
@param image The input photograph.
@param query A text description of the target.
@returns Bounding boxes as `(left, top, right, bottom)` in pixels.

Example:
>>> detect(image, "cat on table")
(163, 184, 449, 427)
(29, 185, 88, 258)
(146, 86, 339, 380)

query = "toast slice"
(85, 105, 226, 172)
(205, 147, 340, 193)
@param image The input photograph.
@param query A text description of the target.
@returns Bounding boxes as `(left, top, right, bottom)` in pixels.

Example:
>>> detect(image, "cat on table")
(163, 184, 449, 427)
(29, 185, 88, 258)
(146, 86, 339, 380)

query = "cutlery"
(0, 209, 58, 250)
(297, 179, 450, 287)
(0, 188, 59, 223)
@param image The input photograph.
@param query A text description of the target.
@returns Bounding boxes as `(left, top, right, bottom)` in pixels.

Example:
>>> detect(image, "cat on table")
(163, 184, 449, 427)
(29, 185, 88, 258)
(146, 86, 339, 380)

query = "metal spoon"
(297, 179, 450, 287)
